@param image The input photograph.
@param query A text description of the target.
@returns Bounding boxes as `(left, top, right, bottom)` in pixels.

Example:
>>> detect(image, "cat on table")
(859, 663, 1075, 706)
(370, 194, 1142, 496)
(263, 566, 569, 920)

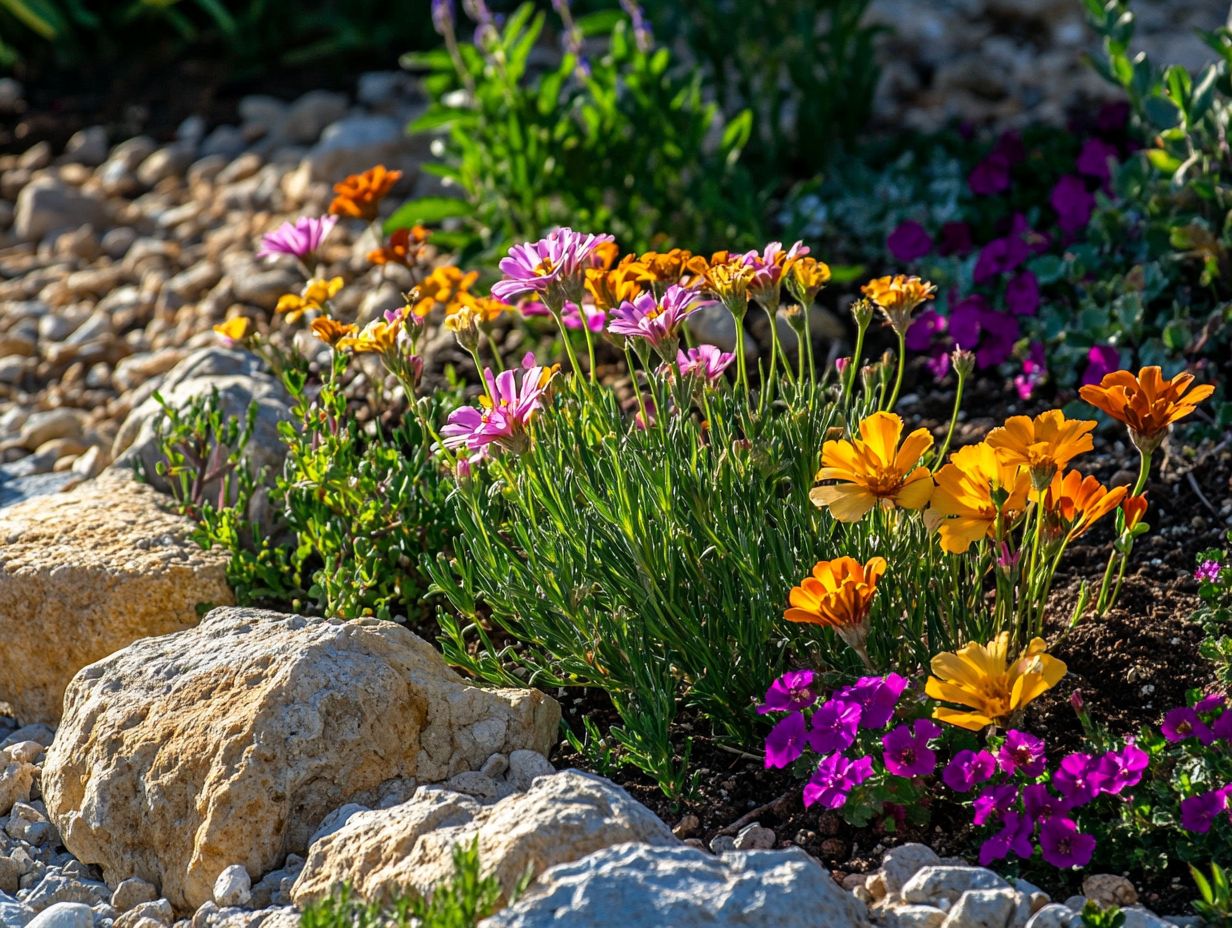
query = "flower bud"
(951, 348, 976, 379)
(851, 298, 874, 329)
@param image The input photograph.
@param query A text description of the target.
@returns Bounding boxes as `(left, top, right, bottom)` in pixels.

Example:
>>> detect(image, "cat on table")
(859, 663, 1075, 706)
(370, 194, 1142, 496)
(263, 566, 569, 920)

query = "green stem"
(803, 305, 816, 390)
(934, 367, 966, 470)
(469, 348, 491, 403)
(625, 345, 650, 430)
(885, 331, 906, 412)
(843, 321, 867, 405)
(759, 308, 780, 416)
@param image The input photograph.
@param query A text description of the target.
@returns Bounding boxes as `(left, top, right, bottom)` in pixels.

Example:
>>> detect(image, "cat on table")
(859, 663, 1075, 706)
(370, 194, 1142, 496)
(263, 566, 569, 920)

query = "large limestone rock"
(0, 469, 232, 723)
(43, 607, 560, 914)
(292, 770, 677, 905)
(480, 843, 872, 928)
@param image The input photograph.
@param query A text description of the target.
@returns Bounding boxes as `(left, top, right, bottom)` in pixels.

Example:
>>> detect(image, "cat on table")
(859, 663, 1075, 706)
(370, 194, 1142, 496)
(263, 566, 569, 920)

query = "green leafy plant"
(1195, 534, 1232, 684)
(1080, 900, 1126, 928)
(1192, 861, 1232, 927)
(396, 1, 759, 259)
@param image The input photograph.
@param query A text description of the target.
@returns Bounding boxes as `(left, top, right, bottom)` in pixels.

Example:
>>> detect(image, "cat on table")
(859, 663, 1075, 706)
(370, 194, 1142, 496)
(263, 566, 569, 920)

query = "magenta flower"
(969, 153, 1012, 196)
(882, 719, 941, 778)
(1038, 817, 1096, 868)
(1197, 693, 1228, 714)
(765, 711, 809, 769)
(803, 753, 874, 810)
(943, 749, 998, 793)
(1090, 742, 1149, 796)
(1083, 344, 1120, 385)
(491, 228, 615, 306)
(1052, 753, 1100, 805)
(1051, 175, 1096, 234)
(905, 309, 946, 353)
(925, 350, 950, 381)
(973, 234, 1029, 284)
(975, 311, 1019, 369)
(562, 301, 607, 332)
(1162, 706, 1215, 745)
(609, 285, 713, 354)
(1181, 788, 1230, 834)
(758, 669, 819, 715)
(1196, 560, 1222, 584)
(834, 674, 909, 730)
(739, 240, 809, 303)
(1013, 341, 1047, 401)
(807, 698, 862, 755)
(257, 215, 337, 261)
(1006, 271, 1039, 316)
(973, 784, 1019, 826)
(979, 811, 1035, 866)
(1214, 711, 1232, 742)
(998, 730, 1047, 778)
(1022, 783, 1071, 821)
(439, 363, 555, 455)
(948, 295, 987, 349)
(675, 344, 735, 384)
(1077, 138, 1119, 184)
(887, 221, 933, 263)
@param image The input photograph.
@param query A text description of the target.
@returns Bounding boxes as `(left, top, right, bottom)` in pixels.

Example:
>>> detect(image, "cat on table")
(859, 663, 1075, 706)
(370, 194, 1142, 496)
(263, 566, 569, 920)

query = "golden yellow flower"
(784, 556, 887, 666)
(310, 316, 358, 347)
(809, 412, 934, 522)
(986, 410, 1096, 489)
(638, 248, 710, 286)
(925, 633, 1067, 731)
(409, 265, 478, 317)
(926, 442, 1031, 554)
(704, 260, 756, 315)
(454, 293, 508, 324)
(786, 256, 832, 304)
(275, 277, 344, 324)
(1041, 470, 1128, 541)
(860, 275, 937, 335)
(212, 316, 251, 344)
(337, 317, 400, 355)
(1078, 365, 1214, 453)
(585, 255, 648, 310)
(329, 164, 402, 222)
(443, 303, 481, 351)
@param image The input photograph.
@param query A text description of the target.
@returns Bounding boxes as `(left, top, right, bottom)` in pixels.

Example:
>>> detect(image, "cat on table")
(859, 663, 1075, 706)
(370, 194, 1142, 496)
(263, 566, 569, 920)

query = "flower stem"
(934, 364, 967, 470)
(884, 331, 906, 412)
(843, 320, 867, 405)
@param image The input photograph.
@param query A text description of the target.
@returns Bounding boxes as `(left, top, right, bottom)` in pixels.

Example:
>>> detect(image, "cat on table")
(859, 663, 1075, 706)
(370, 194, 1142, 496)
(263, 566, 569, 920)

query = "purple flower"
(1180, 788, 1228, 834)
(937, 222, 973, 257)
(973, 234, 1029, 284)
(803, 753, 874, 809)
(835, 674, 910, 730)
(739, 241, 809, 306)
(998, 730, 1047, 778)
(887, 221, 933, 263)
(948, 296, 986, 349)
(1162, 706, 1214, 745)
(1006, 271, 1039, 317)
(1196, 560, 1223, 584)
(1214, 711, 1232, 742)
(676, 344, 735, 385)
(758, 670, 819, 715)
(969, 153, 1012, 196)
(439, 363, 555, 455)
(609, 285, 713, 353)
(765, 712, 809, 769)
(257, 215, 337, 261)
(905, 309, 946, 353)
(1052, 753, 1100, 806)
(1038, 817, 1096, 868)
(1077, 138, 1119, 184)
(925, 350, 950, 381)
(1083, 344, 1120, 386)
(492, 228, 615, 305)
(975, 311, 1019, 369)
(807, 698, 862, 755)
(1022, 783, 1072, 821)
(882, 719, 941, 778)
(561, 302, 607, 332)
(1090, 742, 1149, 796)
(431, 0, 455, 35)
(979, 812, 1035, 866)
(943, 749, 998, 793)
(973, 784, 1019, 826)
(1196, 693, 1227, 714)
(1050, 175, 1096, 234)
(1013, 341, 1047, 401)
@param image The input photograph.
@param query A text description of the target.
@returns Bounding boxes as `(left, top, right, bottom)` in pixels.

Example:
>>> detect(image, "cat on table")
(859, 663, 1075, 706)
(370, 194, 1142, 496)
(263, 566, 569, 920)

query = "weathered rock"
(941, 888, 1019, 928)
(0, 896, 34, 928)
(0, 469, 231, 722)
(24, 903, 92, 928)
(0, 760, 36, 815)
(43, 607, 559, 913)
(880, 905, 947, 928)
(211, 869, 250, 910)
(305, 115, 414, 182)
(1024, 906, 1080, 928)
(111, 878, 158, 913)
(14, 180, 108, 242)
(881, 843, 943, 896)
(1082, 874, 1137, 909)
(479, 843, 871, 928)
(901, 866, 1009, 906)
(293, 770, 675, 906)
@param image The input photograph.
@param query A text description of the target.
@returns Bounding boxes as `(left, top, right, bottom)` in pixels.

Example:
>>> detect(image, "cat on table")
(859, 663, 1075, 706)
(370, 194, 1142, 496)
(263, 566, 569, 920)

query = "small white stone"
(211, 866, 250, 908)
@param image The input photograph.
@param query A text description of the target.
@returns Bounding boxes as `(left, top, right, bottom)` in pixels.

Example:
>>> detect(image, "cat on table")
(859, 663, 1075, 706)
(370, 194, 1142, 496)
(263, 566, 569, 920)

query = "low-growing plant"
(396, 0, 759, 259)
(1192, 861, 1232, 927)
(1195, 537, 1232, 684)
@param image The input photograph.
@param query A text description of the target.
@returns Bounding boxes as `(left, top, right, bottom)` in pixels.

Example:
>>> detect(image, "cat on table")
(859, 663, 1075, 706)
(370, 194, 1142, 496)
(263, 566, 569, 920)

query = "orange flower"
(1041, 470, 1128, 541)
(785, 556, 887, 666)
(639, 249, 710, 286)
(408, 265, 479, 317)
(1122, 494, 1148, 531)
(329, 165, 403, 221)
(585, 254, 648, 310)
(927, 443, 1031, 554)
(809, 412, 934, 522)
(368, 225, 430, 266)
(276, 277, 344, 324)
(986, 410, 1096, 490)
(786, 257, 832, 304)
(212, 316, 251, 345)
(1078, 366, 1214, 452)
(860, 275, 937, 335)
(310, 316, 358, 347)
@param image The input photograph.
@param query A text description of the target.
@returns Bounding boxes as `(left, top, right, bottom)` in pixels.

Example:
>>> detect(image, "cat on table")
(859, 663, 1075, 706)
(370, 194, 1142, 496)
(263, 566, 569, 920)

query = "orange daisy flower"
(1041, 470, 1128, 541)
(927, 442, 1031, 554)
(1078, 366, 1214, 452)
(368, 225, 430, 266)
(785, 556, 887, 666)
(986, 410, 1096, 490)
(809, 412, 935, 522)
(329, 165, 403, 222)
(860, 275, 937, 335)
(310, 316, 358, 348)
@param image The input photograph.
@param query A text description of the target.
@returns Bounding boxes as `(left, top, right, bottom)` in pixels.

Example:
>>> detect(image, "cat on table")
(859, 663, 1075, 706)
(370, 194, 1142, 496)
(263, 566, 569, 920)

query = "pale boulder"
(292, 770, 676, 905)
(0, 469, 232, 723)
(43, 607, 559, 913)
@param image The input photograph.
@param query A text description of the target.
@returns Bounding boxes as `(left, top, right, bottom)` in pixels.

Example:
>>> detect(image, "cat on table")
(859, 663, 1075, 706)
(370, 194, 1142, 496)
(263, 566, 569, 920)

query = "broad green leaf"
(383, 197, 474, 233)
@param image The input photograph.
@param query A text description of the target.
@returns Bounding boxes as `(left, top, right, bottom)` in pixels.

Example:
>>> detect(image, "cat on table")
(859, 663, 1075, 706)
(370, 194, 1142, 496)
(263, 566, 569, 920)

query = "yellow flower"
(1041, 470, 1128, 541)
(337, 317, 400, 355)
(443, 302, 481, 351)
(786, 256, 832, 304)
(1078, 365, 1215, 453)
(454, 293, 508, 324)
(925, 633, 1067, 731)
(704, 260, 756, 316)
(409, 266, 478, 317)
(585, 255, 648, 310)
(784, 556, 887, 667)
(809, 412, 934, 522)
(860, 275, 937, 335)
(638, 248, 710, 286)
(310, 316, 358, 348)
(368, 225, 431, 266)
(212, 316, 251, 344)
(986, 410, 1097, 490)
(276, 277, 344, 324)
(927, 442, 1031, 554)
